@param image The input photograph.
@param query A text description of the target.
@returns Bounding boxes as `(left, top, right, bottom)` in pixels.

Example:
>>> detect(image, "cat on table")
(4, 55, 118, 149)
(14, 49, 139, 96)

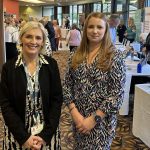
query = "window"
(69, 5, 73, 26)
(103, 3, 111, 13)
(117, 4, 123, 12)
(145, 0, 150, 7)
(129, 0, 138, 11)
(57, 7, 62, 26)
(43, 6, 54, 20)
(72, 5, 77, 24)
(129, 0, 138, 17)
(78, 5, 83, 13)
(93, 3, 101, 12)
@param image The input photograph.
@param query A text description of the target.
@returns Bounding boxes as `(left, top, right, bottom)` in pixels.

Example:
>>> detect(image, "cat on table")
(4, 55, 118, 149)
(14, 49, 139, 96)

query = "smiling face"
(86, 17, 106, 45)
(21, 28, 44, 57)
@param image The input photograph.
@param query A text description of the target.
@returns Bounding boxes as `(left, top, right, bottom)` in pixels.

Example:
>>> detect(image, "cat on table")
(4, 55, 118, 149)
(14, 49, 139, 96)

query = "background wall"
(3, 0, 19, 18)
(20, 6, 42, 20)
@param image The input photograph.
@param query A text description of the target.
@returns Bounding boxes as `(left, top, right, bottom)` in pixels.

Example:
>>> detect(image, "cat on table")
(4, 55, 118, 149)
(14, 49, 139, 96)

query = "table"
(132, 84, 150, 148)
(119, 57, 150, 115)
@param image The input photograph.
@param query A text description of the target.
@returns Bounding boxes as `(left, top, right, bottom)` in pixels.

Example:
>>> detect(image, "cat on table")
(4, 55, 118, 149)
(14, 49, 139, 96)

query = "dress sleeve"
(99, 51, 126, 115)
(63, 53, 75, 106)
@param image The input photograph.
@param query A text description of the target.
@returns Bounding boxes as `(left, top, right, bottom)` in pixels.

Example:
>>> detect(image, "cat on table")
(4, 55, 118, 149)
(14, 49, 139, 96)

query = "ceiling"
(18, 0, 104, 6)
(18, 0, 138, 7)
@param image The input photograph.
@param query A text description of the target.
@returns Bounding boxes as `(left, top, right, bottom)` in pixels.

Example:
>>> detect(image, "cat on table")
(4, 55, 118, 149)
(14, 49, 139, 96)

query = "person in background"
(40, 17, 56, 52)
(66, 23, 81, 52)
(65, 16, 70, 29)
(139, 32, 148, 51)
(109, 14, 120, 45)
(63, 12, 126, 149)
(142, 32, 150, 64)
(0, 21, 63, 150)
(52, 19, 62, 51)
(117, 20, 127, 43)
(79, 14, 85, 30)
(5, 17, 19, 61)
(124, 17, 136, 43)
(19, 20, 27, 31)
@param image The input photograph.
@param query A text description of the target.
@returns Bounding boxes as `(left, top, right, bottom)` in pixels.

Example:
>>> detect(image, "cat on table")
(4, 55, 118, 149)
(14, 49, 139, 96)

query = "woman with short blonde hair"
(0, 21, 63, 150)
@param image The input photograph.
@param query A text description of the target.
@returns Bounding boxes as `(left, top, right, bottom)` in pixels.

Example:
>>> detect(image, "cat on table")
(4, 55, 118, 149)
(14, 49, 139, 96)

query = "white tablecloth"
(132, 84, 150, 148)
(119, 57, 150, 115)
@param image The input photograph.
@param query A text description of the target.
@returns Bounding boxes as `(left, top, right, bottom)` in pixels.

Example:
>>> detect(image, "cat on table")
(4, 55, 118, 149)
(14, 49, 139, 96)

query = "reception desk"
(132, 84, 150, 148)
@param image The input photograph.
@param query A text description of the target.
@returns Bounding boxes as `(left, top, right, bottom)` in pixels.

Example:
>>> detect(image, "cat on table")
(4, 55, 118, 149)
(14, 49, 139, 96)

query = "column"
(111, 0, 117, 13)
(0, 0, 5, 72)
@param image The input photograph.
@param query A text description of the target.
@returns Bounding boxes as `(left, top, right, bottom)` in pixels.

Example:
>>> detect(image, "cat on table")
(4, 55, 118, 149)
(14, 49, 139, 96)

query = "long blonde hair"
(128, 17, 136, 29)
(71, 12, 114, 71)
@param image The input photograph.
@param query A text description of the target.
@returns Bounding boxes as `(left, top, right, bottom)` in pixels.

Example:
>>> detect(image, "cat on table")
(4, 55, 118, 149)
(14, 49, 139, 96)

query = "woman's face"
(21, 28, 44, 56)
(87, 17, 106, 45)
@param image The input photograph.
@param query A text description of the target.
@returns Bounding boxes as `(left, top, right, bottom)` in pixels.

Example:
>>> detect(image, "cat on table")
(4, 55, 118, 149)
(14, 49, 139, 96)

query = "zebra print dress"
(63, 49, 126, 150)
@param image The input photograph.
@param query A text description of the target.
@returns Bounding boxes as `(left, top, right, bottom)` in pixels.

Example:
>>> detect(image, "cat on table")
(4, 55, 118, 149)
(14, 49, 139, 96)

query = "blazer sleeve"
(38, 58, 63, 144)
(0, 63, 30, 146)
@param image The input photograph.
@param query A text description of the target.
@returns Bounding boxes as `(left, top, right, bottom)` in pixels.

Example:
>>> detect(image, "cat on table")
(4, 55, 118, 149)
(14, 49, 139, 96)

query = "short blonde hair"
(19, 21, 47, 53)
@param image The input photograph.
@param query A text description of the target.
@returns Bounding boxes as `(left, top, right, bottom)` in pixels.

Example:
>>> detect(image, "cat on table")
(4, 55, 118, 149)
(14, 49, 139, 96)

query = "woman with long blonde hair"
(124, 17, 136, 43)
(63, 12, 126, 149)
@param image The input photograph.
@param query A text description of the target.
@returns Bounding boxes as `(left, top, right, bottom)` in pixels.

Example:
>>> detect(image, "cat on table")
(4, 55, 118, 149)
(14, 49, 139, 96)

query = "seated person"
(142, 33, 150, 64)
(139, 32, 149, 51)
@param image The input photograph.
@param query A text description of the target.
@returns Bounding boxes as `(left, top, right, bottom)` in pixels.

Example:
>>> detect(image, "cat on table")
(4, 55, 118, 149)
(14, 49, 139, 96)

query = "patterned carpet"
(0, 50, 150, 150)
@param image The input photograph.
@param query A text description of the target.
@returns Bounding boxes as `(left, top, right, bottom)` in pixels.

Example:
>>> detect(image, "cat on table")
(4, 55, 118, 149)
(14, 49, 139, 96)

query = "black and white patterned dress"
(63, 49, 126, 150)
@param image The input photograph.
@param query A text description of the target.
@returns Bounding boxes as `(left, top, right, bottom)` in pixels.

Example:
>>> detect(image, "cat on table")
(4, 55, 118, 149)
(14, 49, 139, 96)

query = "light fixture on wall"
(18, 0, 45, 4)
(130, 0, 137, 3)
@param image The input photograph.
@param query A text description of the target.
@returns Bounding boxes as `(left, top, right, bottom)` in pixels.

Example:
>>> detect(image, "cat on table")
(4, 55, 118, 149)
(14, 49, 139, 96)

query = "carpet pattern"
(0, 50, 149, 150)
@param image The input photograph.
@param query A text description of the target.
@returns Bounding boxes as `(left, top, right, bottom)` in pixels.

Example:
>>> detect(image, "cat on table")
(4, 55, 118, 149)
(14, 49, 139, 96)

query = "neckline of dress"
(86, 47, 100, 67)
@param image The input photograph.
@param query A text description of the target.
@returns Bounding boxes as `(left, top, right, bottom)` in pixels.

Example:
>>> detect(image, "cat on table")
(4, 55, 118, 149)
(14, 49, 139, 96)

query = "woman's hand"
(76, 115, 96, 134)
(124, 33, 127, 36)
(69, 103, 84, 127)
(71, 108, 84, 127)
(69, 103, 96, 134)
(23, 135, 44, 150)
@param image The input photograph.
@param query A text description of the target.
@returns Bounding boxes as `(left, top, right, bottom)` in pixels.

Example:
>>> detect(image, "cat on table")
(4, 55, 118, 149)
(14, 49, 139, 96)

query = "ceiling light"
(19, 0, 45, 4)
